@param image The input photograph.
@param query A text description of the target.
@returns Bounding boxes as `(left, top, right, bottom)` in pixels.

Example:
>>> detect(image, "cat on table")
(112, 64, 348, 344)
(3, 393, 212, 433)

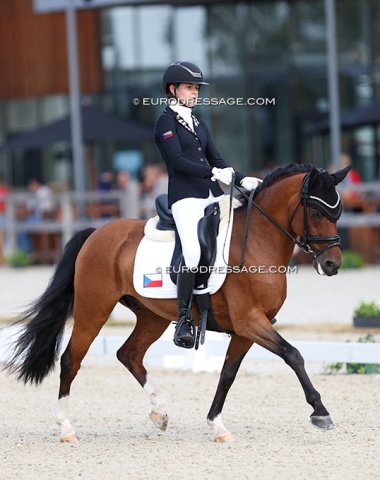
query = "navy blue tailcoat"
(154, 106, 245, 208)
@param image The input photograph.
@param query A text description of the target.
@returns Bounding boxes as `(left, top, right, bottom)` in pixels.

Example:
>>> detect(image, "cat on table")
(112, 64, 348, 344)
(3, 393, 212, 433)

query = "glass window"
(373, 0, 380, 104)
(251, 1, 291, 68)
(101, 6, 173, 72)
(207, 4, 247, 75)
(139, 6, 172, 68)
(101, 8, 135, 71)
(40, 96, 68, 124)
(207, 77, 252, 173)
(173, 7, 208, 70)
(292, 0, 327, 66)
(337, 0, 371, 65)
(6, 99, 38, 131)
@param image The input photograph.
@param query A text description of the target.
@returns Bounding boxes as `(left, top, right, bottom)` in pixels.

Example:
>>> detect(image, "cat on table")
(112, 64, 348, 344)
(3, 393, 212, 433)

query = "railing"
(1, 326, 380, 371)
(0, 182, 379, 262)
(2, 188, 158, 257)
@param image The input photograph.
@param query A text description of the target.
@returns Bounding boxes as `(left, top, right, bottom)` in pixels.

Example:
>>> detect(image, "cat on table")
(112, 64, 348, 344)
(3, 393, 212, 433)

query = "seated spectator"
(26, 177, 57, 264)
(338, 153, 362, 202)
(116, 170, 130, 192)
(141, 163, 168, 218)
(96, 171, 116, 218)
(141, 163, 168, 199)
(27, 177, 56, 220)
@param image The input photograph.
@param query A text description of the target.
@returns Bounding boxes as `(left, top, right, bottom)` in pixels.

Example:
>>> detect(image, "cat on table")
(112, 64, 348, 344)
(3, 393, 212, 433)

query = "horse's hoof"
(310, 415, 334, 429)
(149, 411, 169, 431)
(214, 433, 235, 443)
(60, 434, 79, 443)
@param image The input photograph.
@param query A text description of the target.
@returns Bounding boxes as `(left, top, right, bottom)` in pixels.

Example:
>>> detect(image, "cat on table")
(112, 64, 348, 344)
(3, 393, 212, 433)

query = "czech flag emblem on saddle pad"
(143, 273, 163, 288)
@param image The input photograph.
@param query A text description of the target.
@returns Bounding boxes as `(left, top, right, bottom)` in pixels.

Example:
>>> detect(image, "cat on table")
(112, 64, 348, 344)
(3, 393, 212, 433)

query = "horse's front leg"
(281, 338, 334, 428)
(208, 334, 253, 442)
(237, 314, 334, 429)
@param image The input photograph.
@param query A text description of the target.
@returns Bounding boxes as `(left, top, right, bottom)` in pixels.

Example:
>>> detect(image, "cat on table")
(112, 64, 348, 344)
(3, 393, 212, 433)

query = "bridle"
(230, 170, 341, 268)
(289, 169, 341, 257)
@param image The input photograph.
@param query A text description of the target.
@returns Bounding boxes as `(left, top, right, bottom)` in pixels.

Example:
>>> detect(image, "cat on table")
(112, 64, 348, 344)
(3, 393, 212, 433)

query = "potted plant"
(5, 248, 32, 268)
(341, 250, 365, 269)
(353, 301, 380, 328)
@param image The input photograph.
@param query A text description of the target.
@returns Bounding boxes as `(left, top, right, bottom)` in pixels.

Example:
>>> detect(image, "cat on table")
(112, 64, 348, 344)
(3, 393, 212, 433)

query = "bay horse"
(4, 163, 350, 443)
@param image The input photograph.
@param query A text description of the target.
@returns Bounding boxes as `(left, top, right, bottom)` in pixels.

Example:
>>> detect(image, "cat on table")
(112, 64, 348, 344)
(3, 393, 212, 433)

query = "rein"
(229, 171, 341, 267)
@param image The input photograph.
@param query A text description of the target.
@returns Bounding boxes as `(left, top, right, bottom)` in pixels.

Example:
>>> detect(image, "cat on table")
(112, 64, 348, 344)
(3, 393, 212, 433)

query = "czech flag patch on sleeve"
(143, 273, 163, 288)
(162, 130, 173, 140)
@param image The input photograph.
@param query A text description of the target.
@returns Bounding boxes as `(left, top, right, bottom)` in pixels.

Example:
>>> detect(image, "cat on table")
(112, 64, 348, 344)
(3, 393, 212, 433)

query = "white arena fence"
(1, 325, 379, 373)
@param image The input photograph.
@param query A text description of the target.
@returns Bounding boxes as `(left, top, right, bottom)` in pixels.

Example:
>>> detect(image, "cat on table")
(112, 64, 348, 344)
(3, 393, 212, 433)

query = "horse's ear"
(330, 165, 352, 185)
(307, 167, 321, 189)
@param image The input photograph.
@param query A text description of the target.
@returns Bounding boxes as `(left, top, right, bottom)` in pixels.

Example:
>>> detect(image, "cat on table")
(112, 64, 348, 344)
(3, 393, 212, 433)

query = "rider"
(154, 61, 262, 348)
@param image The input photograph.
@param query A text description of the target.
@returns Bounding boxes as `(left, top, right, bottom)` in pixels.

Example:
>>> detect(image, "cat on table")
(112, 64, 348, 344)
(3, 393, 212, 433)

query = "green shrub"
(341, 250, 365, 269)
(324, 334, 380, 375)
(6, 249, 32, 267)
(346, 334, 380, 374)
(354, 301, 380, 317)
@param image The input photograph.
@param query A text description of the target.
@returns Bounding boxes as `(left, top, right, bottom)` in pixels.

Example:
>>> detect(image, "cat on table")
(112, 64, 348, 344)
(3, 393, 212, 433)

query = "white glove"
(240, 176, 263, 191)
(211, 167, 234, 185)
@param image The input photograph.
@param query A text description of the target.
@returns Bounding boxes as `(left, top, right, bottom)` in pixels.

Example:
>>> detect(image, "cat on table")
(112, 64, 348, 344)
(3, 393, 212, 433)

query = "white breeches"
(171, 191, 224, 269)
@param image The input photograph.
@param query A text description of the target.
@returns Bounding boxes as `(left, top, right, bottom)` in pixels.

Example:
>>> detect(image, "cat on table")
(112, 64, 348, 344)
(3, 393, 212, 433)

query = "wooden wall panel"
(0, 0, 102, 99)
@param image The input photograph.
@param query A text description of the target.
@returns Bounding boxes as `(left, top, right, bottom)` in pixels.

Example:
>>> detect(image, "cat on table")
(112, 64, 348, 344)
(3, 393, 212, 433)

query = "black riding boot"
(173, 270, 196, 349)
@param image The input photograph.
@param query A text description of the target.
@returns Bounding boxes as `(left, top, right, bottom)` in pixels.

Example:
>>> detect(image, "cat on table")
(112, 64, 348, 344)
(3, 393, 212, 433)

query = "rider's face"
(170, 83, 200, 107)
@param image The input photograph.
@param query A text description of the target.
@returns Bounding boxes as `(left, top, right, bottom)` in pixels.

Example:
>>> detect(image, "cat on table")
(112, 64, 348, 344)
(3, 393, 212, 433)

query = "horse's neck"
(232, 177, 300, 266)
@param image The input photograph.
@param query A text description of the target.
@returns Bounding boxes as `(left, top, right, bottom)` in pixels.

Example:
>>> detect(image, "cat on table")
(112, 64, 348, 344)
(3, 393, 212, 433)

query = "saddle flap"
(133, 201, 235, 299)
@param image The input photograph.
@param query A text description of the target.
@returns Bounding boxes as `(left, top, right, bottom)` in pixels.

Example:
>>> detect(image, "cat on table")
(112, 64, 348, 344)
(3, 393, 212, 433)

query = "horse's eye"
(309, 208, 322, 220)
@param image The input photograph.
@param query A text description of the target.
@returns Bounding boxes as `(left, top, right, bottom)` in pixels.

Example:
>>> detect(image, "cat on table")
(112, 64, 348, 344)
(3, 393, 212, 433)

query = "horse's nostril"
(325, 260, 338, 274)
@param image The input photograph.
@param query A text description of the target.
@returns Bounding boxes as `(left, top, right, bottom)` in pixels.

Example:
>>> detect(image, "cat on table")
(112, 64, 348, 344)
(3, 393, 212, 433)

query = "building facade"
(0, 0, 380, 189)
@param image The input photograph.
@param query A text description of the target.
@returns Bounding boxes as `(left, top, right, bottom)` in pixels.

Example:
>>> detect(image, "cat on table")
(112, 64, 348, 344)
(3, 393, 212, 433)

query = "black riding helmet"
(163, 61, 209, 98)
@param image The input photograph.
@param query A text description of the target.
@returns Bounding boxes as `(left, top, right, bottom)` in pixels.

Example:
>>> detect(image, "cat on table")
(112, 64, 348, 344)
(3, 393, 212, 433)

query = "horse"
(4, 163, 350, 443)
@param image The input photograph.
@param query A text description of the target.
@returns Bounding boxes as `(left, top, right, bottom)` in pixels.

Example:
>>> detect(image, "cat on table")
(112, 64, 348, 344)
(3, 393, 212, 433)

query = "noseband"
(233, 170, 341, 266)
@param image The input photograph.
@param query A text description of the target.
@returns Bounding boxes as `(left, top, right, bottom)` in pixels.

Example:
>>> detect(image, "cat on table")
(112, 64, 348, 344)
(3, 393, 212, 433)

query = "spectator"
(97, 171, 114, 192)
(96, 171, 116, 219)
(141, 163, 168, 197)
(116, 170, 130, 191)
(0, 176, 9, 215)
(116, 170, 142, 219)
(27, 177, 55, 220)
(26, 177, 57, 264)
(338, 153, 362, 202)
(141, 163, 168, 218)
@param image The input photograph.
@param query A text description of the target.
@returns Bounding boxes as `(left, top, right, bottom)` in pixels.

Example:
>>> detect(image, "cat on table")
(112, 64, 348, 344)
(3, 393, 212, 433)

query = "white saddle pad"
(133, 196, 236, 299)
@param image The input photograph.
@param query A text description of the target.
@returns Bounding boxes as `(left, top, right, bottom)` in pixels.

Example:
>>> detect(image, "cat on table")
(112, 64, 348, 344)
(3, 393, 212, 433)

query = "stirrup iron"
(173, 313, 195, 349)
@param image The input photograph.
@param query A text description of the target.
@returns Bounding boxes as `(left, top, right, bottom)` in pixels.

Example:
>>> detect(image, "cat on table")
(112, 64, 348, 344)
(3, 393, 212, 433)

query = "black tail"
(3, 228, 96, 385)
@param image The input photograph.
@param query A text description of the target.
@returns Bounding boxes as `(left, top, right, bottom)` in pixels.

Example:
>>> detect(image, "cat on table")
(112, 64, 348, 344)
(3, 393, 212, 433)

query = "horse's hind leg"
(116, 308, 171, 431)
(56, 298, 116, 442)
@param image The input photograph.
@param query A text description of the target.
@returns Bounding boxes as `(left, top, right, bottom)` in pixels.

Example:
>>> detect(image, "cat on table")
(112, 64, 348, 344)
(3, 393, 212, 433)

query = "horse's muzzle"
(313, 256, 342, 276)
